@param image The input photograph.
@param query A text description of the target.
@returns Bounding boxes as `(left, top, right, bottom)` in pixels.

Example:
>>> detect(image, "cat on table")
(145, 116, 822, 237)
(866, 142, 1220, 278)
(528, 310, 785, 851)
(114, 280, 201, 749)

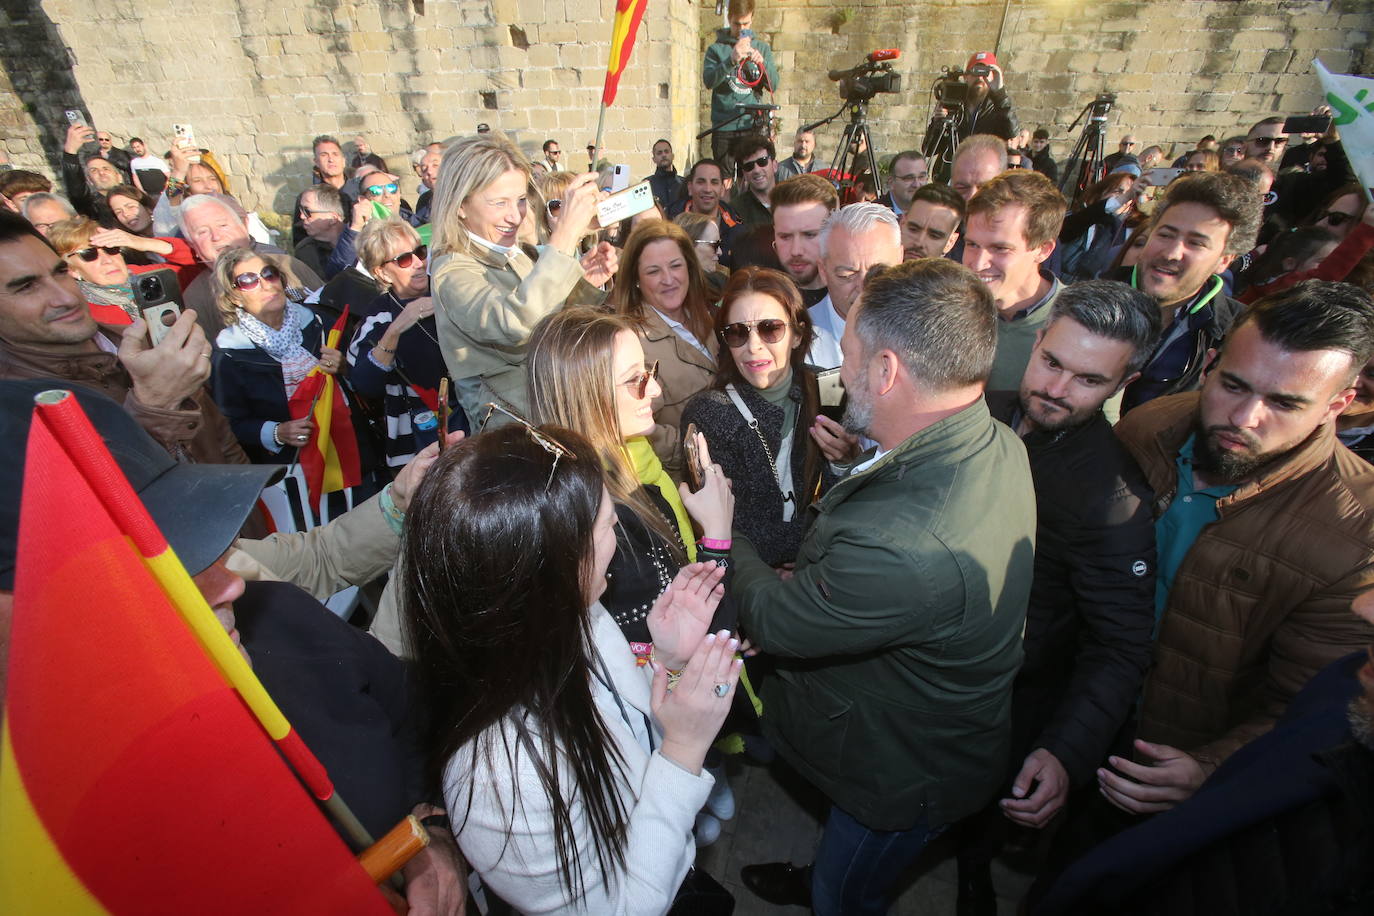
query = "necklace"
(388, 291, 441, 347)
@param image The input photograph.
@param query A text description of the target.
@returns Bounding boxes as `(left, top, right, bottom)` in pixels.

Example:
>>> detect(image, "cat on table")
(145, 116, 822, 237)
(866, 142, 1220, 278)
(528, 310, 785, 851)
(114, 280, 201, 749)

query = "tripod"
(921, 107, 963, 186)
(805, 99, 883, 202)
(1059, 97, 1113, 210)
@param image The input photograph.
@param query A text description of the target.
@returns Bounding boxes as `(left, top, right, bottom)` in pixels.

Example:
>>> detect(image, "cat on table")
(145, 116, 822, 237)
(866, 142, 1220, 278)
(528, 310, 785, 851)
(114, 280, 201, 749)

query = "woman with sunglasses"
(209, 247, 345, 462)
(349, 219, 466, 467)
(671, 211, 728, 298)
(681, 267, 837, 569)
(610, 220, 720, 473)
(1238, 186, 1374, 304)
(401, 423, 739, 914)
(47, 215, 200, 325)
(429, 133, 617, 420)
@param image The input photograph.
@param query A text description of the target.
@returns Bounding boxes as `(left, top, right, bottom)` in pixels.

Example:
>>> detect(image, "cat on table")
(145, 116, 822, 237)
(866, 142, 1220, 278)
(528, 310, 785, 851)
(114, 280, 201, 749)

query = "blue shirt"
(1154, 434, 1238, 627)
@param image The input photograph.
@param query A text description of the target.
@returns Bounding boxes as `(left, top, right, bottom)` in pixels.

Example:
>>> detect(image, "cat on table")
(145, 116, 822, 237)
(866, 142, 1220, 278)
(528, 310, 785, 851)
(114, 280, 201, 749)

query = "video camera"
(828, 49, 902, 104)
(1089, 92, 1117, 122)
(932, 64, 994, 110)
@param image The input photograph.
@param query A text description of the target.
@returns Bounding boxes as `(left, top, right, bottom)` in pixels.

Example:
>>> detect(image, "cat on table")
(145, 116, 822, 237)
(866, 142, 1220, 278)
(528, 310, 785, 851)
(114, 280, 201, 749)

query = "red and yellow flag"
(0, 391, 391, 914)
(289, 307, 363, 512)
(602, 0, 650, 106)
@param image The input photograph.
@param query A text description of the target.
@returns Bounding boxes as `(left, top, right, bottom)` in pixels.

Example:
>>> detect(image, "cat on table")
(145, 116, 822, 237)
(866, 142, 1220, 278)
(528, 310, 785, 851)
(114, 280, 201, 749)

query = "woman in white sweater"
(399, 423, 742, 914)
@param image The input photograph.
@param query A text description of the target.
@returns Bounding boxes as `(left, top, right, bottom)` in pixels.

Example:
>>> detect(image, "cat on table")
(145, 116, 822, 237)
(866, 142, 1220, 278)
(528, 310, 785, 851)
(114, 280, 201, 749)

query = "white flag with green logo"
(1316, 58, 1374, 203)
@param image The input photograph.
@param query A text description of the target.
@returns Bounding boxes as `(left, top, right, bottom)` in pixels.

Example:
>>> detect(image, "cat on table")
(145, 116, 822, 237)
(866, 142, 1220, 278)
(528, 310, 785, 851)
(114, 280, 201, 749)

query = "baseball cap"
(1110, 162, 1142, 177)
(967, 51, 999, 70)
(0, 380, 284, 589)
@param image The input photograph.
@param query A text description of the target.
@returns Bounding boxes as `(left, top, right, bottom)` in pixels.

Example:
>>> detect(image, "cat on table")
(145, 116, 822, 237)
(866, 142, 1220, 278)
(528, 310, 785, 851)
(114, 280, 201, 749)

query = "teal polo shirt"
(1154, 434, 1238, 628)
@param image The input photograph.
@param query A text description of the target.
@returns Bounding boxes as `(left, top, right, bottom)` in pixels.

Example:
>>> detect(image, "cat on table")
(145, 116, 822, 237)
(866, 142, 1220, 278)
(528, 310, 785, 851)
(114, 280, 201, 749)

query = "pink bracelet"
(700, 537, 732, 551)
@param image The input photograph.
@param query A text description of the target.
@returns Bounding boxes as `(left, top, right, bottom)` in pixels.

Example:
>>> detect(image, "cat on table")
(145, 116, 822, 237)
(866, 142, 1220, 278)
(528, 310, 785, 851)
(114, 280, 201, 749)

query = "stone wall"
(0, 0, 698, 219)
(699, 0, 1370, 167)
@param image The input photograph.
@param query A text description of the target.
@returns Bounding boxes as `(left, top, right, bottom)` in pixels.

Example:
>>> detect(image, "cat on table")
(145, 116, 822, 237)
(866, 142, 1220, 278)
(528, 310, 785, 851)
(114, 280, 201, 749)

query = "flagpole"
(33, 390, 376, 853)
(592, 103, 607, 173)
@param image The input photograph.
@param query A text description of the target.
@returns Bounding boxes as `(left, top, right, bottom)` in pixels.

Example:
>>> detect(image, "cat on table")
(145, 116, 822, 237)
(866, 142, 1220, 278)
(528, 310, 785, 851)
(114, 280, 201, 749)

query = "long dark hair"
(713, 267, 824, 507)
(400, 425, 630, 898)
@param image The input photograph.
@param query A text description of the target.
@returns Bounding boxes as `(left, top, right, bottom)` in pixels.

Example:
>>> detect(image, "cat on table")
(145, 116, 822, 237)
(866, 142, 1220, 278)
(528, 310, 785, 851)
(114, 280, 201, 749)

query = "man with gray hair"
(957, 280, 1161, 913)
(807, 202, 902, 369)
(736, 257, 1036, 914)
(20, 193, 76, 238)
(293, 184, 347, 279)
(179, 194, 322, 337)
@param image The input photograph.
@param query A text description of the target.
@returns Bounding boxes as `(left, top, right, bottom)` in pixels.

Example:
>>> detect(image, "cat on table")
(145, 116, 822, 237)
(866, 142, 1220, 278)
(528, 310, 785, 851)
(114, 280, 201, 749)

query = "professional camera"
(933, 66, 974, 109)
(1089, 92, 1116, 122)
(828, 50, 902, 104)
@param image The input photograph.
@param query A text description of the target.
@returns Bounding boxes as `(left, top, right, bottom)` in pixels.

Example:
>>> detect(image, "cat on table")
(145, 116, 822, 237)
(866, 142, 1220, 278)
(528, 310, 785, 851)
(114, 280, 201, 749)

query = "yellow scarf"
(624, 436, 697, 562)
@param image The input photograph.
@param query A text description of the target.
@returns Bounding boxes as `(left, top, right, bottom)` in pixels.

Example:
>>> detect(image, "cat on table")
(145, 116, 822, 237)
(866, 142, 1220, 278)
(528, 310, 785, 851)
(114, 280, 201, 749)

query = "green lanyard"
(1131, 266, 1223, 318)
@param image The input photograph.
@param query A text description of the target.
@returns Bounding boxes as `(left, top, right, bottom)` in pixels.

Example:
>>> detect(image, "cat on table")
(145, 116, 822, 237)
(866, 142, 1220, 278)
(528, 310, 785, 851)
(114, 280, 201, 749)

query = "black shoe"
(740, 861, 812, 907)
(956, 856, 997, 916)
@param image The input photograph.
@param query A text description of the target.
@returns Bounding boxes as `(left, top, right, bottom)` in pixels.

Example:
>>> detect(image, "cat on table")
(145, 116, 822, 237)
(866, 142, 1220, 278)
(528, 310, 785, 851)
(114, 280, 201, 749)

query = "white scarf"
(235, 304, 318, 397)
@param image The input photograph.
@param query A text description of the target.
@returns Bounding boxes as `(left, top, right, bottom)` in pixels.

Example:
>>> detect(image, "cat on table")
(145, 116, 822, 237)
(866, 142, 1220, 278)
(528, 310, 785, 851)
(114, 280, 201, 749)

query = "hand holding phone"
(684, 422, 706, 493)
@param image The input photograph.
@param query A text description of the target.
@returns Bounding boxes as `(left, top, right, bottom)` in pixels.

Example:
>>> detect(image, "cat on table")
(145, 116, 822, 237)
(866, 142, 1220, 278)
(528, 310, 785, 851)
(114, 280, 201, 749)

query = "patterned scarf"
(78, 279, 138, 321)
(234, 304, 318, 397)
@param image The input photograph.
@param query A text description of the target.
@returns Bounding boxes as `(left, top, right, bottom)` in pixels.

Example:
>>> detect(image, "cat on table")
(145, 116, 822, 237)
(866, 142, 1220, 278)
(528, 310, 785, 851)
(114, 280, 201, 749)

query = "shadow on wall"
(0, 0, 88, 175)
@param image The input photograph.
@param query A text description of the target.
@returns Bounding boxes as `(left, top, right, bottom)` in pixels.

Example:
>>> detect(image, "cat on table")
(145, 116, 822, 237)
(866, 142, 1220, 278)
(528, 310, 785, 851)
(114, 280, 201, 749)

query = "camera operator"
(956, 51, 1019, 143)
(703, 0, 779, 177)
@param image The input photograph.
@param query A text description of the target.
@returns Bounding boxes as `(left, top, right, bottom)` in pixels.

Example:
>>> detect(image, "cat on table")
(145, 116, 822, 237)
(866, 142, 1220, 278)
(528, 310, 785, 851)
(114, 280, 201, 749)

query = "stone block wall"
(700, 0, 1370, 167)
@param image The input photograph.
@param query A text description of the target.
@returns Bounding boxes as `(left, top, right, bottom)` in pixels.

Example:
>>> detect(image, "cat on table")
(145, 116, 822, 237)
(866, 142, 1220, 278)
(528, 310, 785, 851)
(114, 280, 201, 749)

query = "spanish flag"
(601, 0, 650, 106)
(0, 391, 390, 914)
(289, 307, 363, 512)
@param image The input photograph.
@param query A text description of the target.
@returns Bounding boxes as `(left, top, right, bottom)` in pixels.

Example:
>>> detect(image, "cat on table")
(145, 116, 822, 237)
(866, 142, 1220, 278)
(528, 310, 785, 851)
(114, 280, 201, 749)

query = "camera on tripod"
(1089, 92, 1117, 122)
(828, 49, 902, 104)
(932, 64, 994, 110)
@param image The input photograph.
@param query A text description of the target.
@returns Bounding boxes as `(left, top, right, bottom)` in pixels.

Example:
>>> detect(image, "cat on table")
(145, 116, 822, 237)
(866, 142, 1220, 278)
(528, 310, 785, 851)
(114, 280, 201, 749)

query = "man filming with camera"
(704, 0, 778, 177)
(956, 51, 1019, 143)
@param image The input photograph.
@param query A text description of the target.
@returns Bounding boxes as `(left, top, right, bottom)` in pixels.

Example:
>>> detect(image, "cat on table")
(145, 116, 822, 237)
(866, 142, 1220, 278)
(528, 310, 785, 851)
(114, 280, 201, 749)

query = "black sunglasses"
(386, 245, 428, 268)
(1249, 136, 1287, 148)
(621, 360, 660, 399)
(721, 318, 789, 348)
(695, 238, 721, 252)
(232, 264, 283, 291)
(739, 155, 771, 173)
(68, 245, 121, 262)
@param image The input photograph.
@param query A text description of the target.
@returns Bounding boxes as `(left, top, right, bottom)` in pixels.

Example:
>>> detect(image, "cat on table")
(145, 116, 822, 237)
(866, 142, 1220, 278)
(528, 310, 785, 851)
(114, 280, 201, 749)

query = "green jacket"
(702, 29, 778, 130)
(734, 400, 1036, 830)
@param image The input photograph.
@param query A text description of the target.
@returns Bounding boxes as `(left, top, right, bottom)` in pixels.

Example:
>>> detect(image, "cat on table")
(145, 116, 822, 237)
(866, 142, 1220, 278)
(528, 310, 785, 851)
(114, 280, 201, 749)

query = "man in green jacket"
(735, 258, 1037, 915)
(703, 0, 778, 176)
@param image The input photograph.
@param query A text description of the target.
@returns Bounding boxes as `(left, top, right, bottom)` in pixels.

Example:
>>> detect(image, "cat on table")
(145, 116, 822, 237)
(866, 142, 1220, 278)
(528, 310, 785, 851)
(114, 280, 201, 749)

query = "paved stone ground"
(695, 755, 1037, 915)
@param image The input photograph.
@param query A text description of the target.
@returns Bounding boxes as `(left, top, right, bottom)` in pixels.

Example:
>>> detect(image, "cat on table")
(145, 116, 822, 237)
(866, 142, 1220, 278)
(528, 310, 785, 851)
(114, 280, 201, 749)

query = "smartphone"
(133, 268, 182, 346)
(596, 181, 655, 228)
(816, 368, 845, 423)
(684, 422, 706, 493)
(1282, 114, 1332, 136)
(172, 123, 201, 163)
(1145, 167, 1183, 186)
(611, 164, 631, 193)
(436, 378, 452, 452)
(64, 109, 89, 129)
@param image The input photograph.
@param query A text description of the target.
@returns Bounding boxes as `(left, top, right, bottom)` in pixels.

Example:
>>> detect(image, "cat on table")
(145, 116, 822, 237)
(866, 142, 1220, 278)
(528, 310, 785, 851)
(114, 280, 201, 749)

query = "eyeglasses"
(721, 318, 789, 348)
(739, 155, 771, 173)
(546, 199, 562, 218)
(299, 207, 336, 219)
(694, 238, 721, 252)
(1317, 210, 1354, 227)
(1249, 136, 1287, 148)
(232, 264, 283, 291)
(364, 182, 399, 197)
(621, 360, 660, 399)
(385, 245, 428, 268)
(478, 401, 576, 490)
(68, 245, 122, 262)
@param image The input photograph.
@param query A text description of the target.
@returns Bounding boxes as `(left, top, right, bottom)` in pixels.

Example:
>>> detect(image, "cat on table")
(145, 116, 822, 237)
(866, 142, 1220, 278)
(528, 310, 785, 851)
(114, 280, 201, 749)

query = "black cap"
(0, 380, 284, 589)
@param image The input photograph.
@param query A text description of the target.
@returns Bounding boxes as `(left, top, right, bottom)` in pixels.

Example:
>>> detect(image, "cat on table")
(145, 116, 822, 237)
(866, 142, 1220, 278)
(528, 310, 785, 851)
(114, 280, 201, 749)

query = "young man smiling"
(730, 134, 779, 228)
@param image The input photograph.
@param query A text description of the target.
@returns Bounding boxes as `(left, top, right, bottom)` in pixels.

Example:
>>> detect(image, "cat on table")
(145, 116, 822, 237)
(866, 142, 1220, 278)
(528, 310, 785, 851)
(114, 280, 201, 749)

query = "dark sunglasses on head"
(1317, 210, 1354, 227)
(739, 155, 771, 173)
(721, 318, 789, 348)
(1250, 136, 1287, 148)
(386, 245, 428, 268)
(478, 401, 577, 490)
(364, 182, 400, 197)
(68, 245, 121, 262)
(621, 360, 660, 399)
(232, 264, 283, 291)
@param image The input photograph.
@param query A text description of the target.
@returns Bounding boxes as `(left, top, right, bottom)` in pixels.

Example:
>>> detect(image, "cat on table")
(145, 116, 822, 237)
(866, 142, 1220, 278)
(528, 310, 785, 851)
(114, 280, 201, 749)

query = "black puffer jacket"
(990, 393, 1157, 785)
(681, 371, 838, 568)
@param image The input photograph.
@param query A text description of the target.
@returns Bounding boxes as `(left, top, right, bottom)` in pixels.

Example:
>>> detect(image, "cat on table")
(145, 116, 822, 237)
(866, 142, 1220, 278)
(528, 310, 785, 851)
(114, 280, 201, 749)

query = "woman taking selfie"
(428, 132, 618, 420)
(609, 220, 719, 472)
(681, 267, 837, 568)
(401, 424, 740, 914)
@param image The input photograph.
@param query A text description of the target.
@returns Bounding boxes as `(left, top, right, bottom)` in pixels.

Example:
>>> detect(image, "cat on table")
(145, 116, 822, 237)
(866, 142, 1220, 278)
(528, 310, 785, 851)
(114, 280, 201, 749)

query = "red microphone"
(867, 49, 900, 63)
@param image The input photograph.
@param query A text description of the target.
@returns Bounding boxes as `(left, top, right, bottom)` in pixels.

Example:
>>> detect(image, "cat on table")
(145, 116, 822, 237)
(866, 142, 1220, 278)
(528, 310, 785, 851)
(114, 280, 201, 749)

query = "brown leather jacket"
(1117, 392, 1374, 767)
(0, 328, 248, 466)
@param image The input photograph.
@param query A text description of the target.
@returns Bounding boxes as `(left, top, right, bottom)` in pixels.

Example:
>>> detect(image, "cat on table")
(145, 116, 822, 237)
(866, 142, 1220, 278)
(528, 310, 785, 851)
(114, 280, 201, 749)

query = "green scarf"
(624, 436, 697, 562)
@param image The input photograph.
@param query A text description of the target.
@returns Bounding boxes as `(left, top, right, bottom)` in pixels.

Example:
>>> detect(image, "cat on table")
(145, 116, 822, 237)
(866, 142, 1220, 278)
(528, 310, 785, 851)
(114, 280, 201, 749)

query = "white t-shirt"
(130, 154, 169, 175)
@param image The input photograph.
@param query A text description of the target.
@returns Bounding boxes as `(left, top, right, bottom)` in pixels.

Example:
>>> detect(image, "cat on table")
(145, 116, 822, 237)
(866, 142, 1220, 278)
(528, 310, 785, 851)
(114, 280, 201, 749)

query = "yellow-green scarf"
(624, 436, 697, 562)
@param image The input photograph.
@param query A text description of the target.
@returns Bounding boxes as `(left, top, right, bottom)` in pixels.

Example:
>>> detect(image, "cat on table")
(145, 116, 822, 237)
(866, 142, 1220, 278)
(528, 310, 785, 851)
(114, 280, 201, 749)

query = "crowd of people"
(1, 2, 1373, 913)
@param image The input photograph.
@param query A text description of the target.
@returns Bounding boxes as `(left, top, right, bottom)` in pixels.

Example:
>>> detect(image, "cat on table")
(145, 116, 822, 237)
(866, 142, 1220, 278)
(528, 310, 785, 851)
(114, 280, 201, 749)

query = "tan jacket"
(637, 307, 718, 473)
(1117, 392, 1374, 766)
(431, 242, 604, 420)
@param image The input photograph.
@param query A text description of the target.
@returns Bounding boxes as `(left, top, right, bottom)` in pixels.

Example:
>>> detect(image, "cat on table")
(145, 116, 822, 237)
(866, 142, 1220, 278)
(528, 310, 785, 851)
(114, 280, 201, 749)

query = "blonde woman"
(609, 219, 720, 473)
(428, 132, 618, 419)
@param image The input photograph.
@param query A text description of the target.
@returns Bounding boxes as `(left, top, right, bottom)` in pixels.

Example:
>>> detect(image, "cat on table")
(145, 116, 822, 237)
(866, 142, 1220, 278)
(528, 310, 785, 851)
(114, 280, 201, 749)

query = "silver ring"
(297, 434, 308, 441)
(713, 682, 729, 698)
